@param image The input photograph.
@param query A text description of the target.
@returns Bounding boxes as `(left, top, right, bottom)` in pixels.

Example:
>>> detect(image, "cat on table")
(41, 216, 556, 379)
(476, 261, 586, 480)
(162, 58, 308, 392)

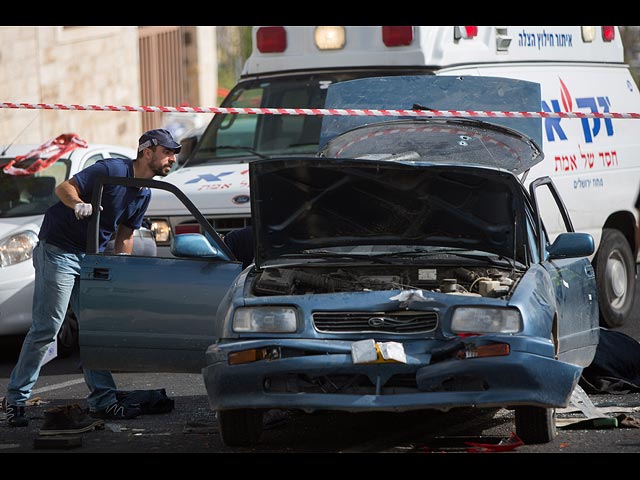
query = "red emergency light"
(256, 26, 287, 53)
(454, 26, 478, 40)
(382, 26, 414, 46)
(602, 26, 615, 42)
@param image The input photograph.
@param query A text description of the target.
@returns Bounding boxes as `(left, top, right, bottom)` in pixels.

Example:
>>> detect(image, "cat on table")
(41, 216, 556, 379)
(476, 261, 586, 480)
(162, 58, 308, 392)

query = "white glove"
(74, 203, 93, 220)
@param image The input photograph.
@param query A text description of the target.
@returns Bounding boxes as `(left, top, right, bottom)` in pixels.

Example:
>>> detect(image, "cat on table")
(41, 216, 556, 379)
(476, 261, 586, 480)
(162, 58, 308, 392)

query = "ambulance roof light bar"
(581, 26, 615, 42)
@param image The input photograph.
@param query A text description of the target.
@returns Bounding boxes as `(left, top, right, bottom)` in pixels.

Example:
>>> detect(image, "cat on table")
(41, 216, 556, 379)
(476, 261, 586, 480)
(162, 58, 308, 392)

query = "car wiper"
(368, 247, 458, 258)
(284, 250, 394, 264)
(371, 248, 525, 269)
(198, 145, 270, 159)
(441, 251, 525, 270)
(215, 145, 270, 159)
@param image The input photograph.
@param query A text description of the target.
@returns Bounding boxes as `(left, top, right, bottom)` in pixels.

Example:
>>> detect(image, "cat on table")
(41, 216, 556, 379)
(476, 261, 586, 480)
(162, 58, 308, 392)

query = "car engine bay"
(252, 264, 521, 298)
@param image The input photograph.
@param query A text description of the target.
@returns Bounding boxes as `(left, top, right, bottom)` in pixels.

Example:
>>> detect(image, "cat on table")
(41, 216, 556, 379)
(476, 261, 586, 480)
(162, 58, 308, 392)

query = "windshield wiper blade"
(215, 145, 270, 159)
(443, 251, 525, 269)
(371, 248, 524, 268)
(285, 250, 394, 264)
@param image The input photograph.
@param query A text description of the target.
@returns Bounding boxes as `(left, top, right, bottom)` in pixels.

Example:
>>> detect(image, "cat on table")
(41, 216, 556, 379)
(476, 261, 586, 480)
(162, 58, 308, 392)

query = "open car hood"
(251, 153, 527, 267)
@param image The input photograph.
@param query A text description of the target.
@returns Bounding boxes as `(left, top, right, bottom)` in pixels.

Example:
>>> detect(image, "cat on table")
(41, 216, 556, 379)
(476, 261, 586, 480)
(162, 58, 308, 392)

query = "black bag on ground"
(115, 388, 175, 414)
(579, 328, 640, 394)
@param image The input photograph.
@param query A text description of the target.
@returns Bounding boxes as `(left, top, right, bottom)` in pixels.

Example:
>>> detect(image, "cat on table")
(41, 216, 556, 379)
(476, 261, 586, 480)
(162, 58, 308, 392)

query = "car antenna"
(1, 113, 40, 156)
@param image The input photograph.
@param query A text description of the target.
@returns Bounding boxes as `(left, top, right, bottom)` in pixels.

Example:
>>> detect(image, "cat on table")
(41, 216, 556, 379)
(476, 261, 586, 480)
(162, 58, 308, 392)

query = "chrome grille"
(313, 311, 438, 334)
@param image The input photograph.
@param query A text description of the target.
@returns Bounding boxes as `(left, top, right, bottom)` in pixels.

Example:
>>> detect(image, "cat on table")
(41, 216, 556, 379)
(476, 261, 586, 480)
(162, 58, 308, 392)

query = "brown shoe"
(39, 404, 104, 436)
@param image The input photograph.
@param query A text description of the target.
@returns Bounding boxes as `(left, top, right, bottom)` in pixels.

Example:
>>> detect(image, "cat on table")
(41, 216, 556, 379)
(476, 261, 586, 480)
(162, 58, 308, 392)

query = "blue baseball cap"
(138, 128, 182, 153)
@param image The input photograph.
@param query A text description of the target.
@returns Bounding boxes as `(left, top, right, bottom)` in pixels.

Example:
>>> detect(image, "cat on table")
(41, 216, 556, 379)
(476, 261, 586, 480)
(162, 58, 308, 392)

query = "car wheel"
(56, 308, 79, 358)
(217, 409, 264, 447)
(514, 406, 556, 444)
(594, 228, 635, 328)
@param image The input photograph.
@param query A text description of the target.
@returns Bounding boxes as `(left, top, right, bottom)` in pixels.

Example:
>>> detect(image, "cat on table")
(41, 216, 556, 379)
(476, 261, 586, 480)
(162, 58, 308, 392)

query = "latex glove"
(74, 203, 93, 220)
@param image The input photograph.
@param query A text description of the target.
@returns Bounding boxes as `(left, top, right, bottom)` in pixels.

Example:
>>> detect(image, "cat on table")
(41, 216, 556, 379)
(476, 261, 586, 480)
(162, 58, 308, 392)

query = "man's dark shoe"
(90, 401, 142, 420)
(39, 404, 104, 436)
(4, 401, 29, 427)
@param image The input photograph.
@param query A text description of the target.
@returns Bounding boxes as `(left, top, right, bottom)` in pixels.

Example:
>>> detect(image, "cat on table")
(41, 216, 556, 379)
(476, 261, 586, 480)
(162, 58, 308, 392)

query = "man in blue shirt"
(224, 226, 254, 269)
(4, 129, 181, 428)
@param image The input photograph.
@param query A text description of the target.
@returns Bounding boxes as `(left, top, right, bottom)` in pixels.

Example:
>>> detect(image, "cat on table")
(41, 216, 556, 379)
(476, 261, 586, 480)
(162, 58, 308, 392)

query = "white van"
(145, 26, 640, 328)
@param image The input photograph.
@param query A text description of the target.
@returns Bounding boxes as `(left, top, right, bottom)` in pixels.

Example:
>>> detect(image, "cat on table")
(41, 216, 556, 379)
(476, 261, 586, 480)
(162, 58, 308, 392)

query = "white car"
(0, 138, 154, 355)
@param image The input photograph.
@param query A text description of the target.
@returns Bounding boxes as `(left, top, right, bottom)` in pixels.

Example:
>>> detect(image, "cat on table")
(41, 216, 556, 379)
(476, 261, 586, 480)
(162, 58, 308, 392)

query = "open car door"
(78, 176, 242, 373)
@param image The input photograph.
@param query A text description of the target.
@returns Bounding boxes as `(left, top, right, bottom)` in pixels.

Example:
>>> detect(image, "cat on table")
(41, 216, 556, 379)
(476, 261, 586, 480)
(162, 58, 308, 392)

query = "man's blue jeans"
(6, 241, 118, 411)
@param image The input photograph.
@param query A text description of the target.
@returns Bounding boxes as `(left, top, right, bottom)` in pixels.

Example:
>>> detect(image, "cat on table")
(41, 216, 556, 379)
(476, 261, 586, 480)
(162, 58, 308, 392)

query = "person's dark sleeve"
(224, 226, 254, 269)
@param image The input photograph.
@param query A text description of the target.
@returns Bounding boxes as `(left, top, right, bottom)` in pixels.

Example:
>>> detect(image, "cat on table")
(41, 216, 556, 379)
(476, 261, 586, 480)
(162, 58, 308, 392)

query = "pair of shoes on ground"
(40, 400, 142, 435)
(3, 397, 142, 431)
(40, 404, 105, 436)
(90, 401, 142, 420)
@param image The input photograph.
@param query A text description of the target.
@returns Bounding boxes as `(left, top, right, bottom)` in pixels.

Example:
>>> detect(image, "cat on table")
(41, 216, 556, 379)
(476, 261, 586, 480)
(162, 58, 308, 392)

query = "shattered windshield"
(319, 119, 542, 175)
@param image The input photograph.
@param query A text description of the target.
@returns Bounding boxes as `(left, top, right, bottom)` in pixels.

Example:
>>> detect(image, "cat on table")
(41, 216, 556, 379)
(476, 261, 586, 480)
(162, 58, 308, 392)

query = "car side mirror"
(171, 233, 226, 259)
(547, 232, 595, 259)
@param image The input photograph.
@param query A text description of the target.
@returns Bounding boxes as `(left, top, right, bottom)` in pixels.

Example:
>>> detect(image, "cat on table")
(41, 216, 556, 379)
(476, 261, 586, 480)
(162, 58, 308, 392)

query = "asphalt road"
(1, 283, 640, 456)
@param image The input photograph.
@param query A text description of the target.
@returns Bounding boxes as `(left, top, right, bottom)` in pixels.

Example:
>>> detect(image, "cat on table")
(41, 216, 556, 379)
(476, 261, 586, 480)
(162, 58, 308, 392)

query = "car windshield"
(0, 158, 70, 218)
(185, 70, 434, 167)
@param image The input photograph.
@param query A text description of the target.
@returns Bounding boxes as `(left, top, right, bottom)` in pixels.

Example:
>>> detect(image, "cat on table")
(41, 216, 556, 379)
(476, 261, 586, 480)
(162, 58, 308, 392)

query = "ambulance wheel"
(594, 229, 635, 328)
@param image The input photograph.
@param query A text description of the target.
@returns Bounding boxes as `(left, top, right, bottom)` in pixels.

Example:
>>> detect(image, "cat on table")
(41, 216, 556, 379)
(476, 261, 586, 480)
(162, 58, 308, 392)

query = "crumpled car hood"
(250, 156, 526, 267)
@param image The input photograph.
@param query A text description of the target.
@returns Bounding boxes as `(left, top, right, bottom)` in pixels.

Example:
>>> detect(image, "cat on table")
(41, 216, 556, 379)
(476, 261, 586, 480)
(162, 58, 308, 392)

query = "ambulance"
(144, 26, 640, 328)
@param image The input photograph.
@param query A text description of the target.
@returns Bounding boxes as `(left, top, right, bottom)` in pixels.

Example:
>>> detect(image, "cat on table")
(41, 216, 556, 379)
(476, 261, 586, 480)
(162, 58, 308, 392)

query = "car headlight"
(149, 219, 171, 243)
(0, 230, 39, 267)
(451, 307, 522, 334)
(232, 306, 298, 333)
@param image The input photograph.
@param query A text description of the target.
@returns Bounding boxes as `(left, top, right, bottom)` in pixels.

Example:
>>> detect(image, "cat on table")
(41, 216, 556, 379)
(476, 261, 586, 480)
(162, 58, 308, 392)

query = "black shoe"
(90, 402, 142, 420)
(5, 402, 29, 427)
(39, 404, 104, 436)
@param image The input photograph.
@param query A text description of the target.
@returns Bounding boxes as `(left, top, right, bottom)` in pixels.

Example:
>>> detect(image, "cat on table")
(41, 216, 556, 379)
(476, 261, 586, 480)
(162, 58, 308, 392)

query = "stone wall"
(0, 26, 142, 148)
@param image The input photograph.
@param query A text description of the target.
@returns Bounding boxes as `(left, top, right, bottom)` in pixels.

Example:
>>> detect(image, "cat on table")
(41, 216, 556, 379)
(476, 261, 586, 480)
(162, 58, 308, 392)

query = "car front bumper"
(202, 337, 581, 413)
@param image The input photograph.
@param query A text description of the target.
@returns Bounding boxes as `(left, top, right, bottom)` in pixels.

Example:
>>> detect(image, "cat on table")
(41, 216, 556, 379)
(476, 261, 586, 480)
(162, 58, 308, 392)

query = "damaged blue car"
(78, 76, 599, 447)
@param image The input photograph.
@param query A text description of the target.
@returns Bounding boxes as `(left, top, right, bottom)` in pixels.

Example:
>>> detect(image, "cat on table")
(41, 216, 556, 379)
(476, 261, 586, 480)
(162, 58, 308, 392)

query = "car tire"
(514, 406, 556, 444)
(593, 228, 635, 328)
(217, 409, 264, 447)
(56, 308, 79, 359)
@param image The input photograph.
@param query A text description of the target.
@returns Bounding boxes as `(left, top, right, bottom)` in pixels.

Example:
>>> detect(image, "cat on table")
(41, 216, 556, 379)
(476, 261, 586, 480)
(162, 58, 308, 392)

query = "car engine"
(252, 265, 521, 298)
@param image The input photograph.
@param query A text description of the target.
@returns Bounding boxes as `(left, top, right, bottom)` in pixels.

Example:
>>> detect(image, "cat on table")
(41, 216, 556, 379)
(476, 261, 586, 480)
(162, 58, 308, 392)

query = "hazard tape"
(2, 102, 640, 119)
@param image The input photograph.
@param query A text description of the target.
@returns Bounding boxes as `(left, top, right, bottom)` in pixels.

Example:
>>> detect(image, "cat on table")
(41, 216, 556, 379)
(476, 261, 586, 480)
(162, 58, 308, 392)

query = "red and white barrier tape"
(2, 102, 640, 119)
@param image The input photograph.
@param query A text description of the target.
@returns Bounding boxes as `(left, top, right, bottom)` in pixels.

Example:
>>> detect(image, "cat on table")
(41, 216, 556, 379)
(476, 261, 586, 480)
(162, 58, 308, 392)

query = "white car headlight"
(233, 306, 298, 333)
(0, 230, 39, 267)
(451, 307, 523, 334)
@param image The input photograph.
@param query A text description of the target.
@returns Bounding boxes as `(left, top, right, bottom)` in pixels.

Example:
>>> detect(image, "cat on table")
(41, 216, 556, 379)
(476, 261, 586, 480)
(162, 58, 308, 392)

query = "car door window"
(82, 153, 105, 170)
(109, 152, 132, 159)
